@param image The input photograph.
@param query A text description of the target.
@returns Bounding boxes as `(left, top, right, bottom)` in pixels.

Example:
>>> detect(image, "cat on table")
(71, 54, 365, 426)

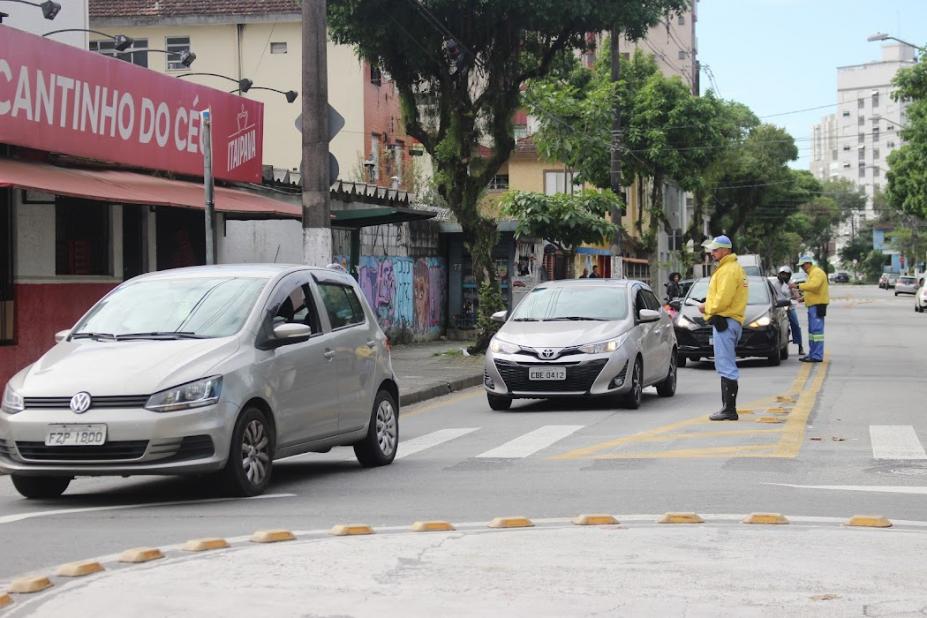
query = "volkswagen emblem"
(539, 348, 557, 360)
(69, 392, 92, 414)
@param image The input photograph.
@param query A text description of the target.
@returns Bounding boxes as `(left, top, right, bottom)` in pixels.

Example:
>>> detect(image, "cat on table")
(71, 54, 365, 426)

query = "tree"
(501, 189, 619, 278)
(328, 0, 687, 351)
(839, 232, 873, 274)
(887, 53, 927, 219)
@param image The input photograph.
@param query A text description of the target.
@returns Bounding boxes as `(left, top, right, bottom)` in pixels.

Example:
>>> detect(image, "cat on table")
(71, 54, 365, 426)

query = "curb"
(399, 374, 483, 407)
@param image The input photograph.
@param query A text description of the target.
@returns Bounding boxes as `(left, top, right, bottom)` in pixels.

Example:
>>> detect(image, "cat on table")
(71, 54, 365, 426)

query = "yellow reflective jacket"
(704, 254, 748, 324)
(799, 265, 830, 306)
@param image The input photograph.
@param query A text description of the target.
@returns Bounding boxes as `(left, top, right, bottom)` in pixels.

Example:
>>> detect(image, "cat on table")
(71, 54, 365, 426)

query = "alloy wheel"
(241, 419, 270, 486)
(376, 398, 397, 457)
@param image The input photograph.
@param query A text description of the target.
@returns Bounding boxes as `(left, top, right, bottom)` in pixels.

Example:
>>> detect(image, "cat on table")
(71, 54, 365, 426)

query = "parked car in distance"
(484, 279, 677, 411)
(915, 282, 927, 313)
(737, 254, 764, 277)
(833, 272, 850, 283)
(671, 276, 791, 367)
(0, 265, 399, 499)
(879, 273, 890, 289)
(887, 273, 900, 288)
(895, 276, 919, 296)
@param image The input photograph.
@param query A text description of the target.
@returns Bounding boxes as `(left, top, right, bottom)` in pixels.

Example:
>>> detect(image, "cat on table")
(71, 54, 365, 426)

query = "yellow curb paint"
(182, 538, 230, 552)
(488, 516, 534, 529)
(658, 512, 704, 524)
(330, 524, 374, 536)
(847, 515, 893, 528)
(251, 530, 296, 544)
(0, 593, 12, 608)
(8, 576, 52, 594)
(119, 548, 164, 563)
(756, 416, 785, 424)
(742, 513, 789, 525)
(769, 358, 830, 457)
(411, 521, 456, 532)
(572, 514, 619, 526)
(56, 560, 104, 577)
(601, 427, 782, 446)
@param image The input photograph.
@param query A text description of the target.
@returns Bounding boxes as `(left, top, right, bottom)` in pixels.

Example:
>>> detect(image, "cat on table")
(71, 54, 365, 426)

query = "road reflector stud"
(182, 538, 230, 552)
(0, 593, 12, 608)
(736, 409, 753, 414)
(251, 529, 296, 543)
(767, 407, 790, 414)
(572, 514, 619, 526)
(658, 512, 704, 524)
(9, 576, 52, 594)
(742, 513, 789, 525)
(119, 548, 164, 563)
(330, 524, 374, 536)
(847, 515, 893, 528)
(488, 517, 534, 529)
(56, 560, 104, 577)
(776, 395, 797, 403)
(411, 521, 455, 532)
(757, 416, 784, 424)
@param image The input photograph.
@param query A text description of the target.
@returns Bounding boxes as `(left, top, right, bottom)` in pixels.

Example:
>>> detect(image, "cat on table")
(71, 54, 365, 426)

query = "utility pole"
(201, 109, 216, 265)
(302, 0, 332, 266)
(609, 27, 624, 273)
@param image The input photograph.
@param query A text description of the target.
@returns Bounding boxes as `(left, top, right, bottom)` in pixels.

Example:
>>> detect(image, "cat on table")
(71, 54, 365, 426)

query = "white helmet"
(778, 265, 792, 274)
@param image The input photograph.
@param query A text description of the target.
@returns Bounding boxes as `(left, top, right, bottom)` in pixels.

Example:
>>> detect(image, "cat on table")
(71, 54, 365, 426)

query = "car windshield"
(72, 276, 269, 339)
(686, 279, 769, 305)
(509, 286, 629, 321)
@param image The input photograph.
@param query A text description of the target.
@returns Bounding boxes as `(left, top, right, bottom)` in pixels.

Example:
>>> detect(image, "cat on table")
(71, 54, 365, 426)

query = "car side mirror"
(638, 309, 661, 323)
(259, 323, 312, 350)
(775, 299, 791, 308)
(669, 300, 682, 311)
(491, 310, 508, 323)
(55, 329, 71, 343)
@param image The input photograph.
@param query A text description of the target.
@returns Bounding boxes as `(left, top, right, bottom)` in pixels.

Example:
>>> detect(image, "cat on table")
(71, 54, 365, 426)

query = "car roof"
(533, 278, 646, 290)
(128, 264, 341, 282)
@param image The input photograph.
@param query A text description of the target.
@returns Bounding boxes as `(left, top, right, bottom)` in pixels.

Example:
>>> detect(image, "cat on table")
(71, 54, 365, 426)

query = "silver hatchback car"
(483, 279, 677, 410)
(0, 265, 399, 499)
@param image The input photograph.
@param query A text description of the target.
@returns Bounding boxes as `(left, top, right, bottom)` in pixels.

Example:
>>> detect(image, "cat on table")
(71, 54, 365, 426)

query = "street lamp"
(177, 73, 297, 102)
(1, 0, 60, 19)
(44, 28, 133, 51)
(867, 32, 927, 53)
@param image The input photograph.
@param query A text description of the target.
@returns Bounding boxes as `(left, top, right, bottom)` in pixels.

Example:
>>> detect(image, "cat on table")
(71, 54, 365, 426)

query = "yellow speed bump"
(330, 524, 374, 536)
(847, 515, 893, 528)
(119, 547, 164, 563)
(0, 593, 12, 608)
(411, 521, 455, 532)
(756, 416, 784, 424)
(182, 538, 230, 552)
(56, 560, 104, 577)
(488, 516, 534, 529)
(251, 529, 296, 544)
(766, 407, 790, 415)
(742, 513, 789, 525)
(776, 395, 797, 403)
(658, 512, 704, 524)
(736, 408, 754, 415)
(572, 514, 619, 526)
(8, 576, 52, 594)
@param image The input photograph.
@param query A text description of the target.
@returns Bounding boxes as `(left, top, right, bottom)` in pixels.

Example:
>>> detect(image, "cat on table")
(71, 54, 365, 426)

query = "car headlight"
(579, 338, 621, 354)
(1, 383, 24, 415)
(675, 314, 699, 330)
(489, 338, 520, 354)
(747, 315, 771, 329)
(145, 376, 223, 413)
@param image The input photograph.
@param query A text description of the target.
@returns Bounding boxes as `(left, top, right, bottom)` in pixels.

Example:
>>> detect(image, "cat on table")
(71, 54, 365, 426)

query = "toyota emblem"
(540, 348, 557, 360)
(69, 392, 92, 414)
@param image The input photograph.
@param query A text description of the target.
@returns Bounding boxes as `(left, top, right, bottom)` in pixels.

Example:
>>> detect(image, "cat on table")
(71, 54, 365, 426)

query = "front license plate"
(45, 424, 107, 447)
(708, 337, 714, 346)
(529, 366, 566, 381)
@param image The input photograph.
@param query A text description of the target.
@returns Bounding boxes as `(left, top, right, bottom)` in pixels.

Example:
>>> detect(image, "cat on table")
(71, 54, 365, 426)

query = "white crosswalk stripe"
(476, 425, 585, 459)
(870, 425, 927, 460)
(396, 427, 481, 460)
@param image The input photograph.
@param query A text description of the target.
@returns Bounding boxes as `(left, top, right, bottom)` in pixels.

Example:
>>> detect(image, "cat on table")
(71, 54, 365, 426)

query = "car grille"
(518, 347, 584, 361)
(23, 395, 150, 409)
(15, 440, 149, 461)
(495, 359, 609, 393)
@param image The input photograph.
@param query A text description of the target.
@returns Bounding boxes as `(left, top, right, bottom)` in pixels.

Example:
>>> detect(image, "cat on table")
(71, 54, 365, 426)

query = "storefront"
(0, 25, 301, 384)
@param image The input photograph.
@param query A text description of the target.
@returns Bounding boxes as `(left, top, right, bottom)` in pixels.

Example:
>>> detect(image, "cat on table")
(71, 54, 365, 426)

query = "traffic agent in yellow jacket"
(703, 254, 748, 324)
(797, 257, 829, 362)
(798, 263, 830, 306)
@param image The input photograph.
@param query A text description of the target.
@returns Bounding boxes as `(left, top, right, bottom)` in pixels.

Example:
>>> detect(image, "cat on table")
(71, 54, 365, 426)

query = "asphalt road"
(2, 284, 926, 587)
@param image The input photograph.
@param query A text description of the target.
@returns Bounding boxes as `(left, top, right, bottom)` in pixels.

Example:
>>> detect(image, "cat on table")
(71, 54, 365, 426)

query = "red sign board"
(0, 25, 263, 183)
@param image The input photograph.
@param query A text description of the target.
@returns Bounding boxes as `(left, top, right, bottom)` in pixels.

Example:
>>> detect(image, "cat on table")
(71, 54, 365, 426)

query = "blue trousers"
(787, 307, 802, 346)
(712, 318, 743, 380)
(807, 305, 825, 361)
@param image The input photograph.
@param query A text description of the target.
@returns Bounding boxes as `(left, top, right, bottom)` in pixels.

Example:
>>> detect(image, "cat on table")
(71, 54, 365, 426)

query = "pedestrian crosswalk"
(475, 425, 584, 459)
(869, 425, 927, 460)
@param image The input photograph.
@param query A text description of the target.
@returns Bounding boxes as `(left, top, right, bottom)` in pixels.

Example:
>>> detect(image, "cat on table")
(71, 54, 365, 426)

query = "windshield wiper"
(546, 316, 608, 321)
(511, 318, 539, 322)
(116, 331, 205, 340)
(70, 332, 118, 341)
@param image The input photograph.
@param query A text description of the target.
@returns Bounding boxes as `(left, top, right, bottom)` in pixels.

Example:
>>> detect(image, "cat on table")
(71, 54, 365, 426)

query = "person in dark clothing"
(665, 272, 683, 302)
(588, 265, 601, 279)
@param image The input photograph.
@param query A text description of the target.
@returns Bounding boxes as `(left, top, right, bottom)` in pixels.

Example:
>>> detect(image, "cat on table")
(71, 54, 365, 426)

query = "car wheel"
(221, 406, 273, 497)
(656, 353, 677, 398)
(676, 353, 687, 368)
(895, 292, 899, 296)
(767, 347, 781, 366)
(354, 389, 398, 467)
(622, 358, 643, 409)
(780, 342, 789, 360)
(11, 475, 71, 499)
(487, 393, 512, 411)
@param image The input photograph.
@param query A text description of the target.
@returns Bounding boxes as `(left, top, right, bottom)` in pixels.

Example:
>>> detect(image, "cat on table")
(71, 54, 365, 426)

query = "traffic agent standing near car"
(797, 255, 829, 362)
(698, 235, 748, 421)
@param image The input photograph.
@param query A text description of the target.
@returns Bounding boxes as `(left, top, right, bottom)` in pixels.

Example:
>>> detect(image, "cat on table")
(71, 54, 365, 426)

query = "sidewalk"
(389, 340, 485, 407)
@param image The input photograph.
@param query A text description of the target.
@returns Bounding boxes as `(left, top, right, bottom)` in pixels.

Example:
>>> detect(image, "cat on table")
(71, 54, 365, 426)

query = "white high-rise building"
(811, 43, 916, 247)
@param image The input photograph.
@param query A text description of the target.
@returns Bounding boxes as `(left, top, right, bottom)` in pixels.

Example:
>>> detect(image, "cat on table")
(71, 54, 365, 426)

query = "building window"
(678, 50, 688, 60)
(873, 166, 880, 177)
(858, 148, 865, 161)
(887, 141, 896, 149)
(55, 199, 111, 276)
(488, 175, 509, 190)
(544, 171, 577, 195)
(831, 149, 838, 160)
(873, 147, 880, 160)
(270, 42, 287, 54)
(370, 64, 382, 86)
(164, 36, 191, 71)
(368, 134, 380, 183)
(858, 98, 864, 109)
(842, 111, 850, 118)
(872, 127, 879, 142)
(872, 92, 880, 107)
(858, 133, 865, 144)
(514, 124, 529, 139)
(843, 145, 851, 151)
(0, 189, 12, 344)
(858, 115, 865, 126)
(89, 38, 149, 67)
(858, 164, 865, 178)
(677, 14, 685, 25)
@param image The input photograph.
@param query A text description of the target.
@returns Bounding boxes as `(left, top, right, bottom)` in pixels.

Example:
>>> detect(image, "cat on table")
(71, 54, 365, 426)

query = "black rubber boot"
(709, 378, 739, 421)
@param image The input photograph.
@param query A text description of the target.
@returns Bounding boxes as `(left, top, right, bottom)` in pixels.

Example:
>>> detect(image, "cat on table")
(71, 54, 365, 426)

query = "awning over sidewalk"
(331, 206, 436, 229)
(0, 158, 300, 218)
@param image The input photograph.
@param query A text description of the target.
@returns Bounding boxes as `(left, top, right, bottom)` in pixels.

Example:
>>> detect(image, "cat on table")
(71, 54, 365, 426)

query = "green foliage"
(863, 250, 888, 282)
(887, 54, 927, 219)
(839, 233, 873, 271)
(500, 189, 619, 250)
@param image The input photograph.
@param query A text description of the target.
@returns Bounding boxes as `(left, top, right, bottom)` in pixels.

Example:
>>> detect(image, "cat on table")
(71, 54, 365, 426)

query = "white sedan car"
(483, 279, 677, 410)
(916, 282, 927, 313)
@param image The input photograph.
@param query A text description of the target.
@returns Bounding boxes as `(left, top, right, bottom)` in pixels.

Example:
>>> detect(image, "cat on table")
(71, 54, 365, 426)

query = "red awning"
(0, 158, 300, 218)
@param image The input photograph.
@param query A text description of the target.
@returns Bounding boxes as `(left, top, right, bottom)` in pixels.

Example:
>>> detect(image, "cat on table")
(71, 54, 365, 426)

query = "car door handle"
(366, 340, 377, 348)
(323, 349, 335, 361)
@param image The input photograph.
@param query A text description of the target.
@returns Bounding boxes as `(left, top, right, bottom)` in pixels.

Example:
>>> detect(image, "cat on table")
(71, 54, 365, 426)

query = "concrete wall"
(218, 218, 303, 264)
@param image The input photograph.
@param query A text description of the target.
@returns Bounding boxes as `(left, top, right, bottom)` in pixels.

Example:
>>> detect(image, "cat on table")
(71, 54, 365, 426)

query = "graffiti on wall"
(352, 256, 446, 341)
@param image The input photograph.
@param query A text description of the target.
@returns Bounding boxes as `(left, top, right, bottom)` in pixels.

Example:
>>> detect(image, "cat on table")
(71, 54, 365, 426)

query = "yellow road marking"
(768, 357, 830, 457)
(592, 443, 780, 460)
